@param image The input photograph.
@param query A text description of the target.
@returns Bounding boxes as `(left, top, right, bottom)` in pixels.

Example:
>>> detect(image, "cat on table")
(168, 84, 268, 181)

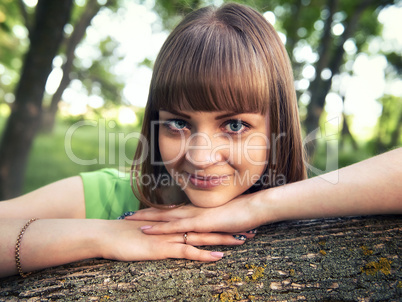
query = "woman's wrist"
(87, 219, 114, 260)
(249, 186, 285, 225)
(94, 219, 143, 261)
(249, 180, 311, 225)
(24, 219, 106, 272)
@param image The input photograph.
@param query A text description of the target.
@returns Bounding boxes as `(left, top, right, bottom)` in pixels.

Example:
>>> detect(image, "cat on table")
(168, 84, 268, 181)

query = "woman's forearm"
(258, 148, 402, 223)
(0, 219, 105, 278)
(0, 217, 235, 278)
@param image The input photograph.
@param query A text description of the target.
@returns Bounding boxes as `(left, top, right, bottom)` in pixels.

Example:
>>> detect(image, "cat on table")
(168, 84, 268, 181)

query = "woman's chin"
(184, 190, 233, 208)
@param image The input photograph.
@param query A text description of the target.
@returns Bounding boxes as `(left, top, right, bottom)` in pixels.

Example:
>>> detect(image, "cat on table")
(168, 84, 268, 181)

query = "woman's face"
(158, 110, 269, 207)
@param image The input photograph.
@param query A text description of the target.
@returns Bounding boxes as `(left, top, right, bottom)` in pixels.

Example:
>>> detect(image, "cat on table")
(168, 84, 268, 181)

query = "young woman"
(0, 3, 401, 279)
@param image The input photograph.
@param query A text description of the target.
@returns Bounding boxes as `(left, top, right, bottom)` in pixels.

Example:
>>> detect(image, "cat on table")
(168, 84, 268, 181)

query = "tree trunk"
(304, 0, 378, 159)
(0, 0, 73, 200)
(41, 0, 106, 133)
(303, 0, 338, 160)
(1, 216, 401, 301)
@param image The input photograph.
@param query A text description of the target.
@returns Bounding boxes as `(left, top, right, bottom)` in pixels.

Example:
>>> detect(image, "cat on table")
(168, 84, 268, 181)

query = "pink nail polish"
(140, 225, 152, 230)
(210, 252, 224, 258)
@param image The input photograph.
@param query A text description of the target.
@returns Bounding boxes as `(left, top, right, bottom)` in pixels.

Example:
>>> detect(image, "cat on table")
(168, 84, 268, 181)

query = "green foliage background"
(0, 0, 401, 194)
(0, 113, 139, 193)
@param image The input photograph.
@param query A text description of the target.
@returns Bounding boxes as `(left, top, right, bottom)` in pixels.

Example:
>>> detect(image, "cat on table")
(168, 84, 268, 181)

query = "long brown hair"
(131, 3, 306, 209)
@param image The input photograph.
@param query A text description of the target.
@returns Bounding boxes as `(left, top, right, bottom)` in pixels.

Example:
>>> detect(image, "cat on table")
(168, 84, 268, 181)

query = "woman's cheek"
(240, 136, 268, 167)
(159, 134, 184, 166)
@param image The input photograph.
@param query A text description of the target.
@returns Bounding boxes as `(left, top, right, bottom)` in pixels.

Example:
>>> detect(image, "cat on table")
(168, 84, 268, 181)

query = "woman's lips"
(187, 173, 230, 189)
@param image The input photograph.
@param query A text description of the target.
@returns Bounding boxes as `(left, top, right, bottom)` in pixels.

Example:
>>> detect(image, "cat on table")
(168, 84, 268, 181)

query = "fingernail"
(140, 225, 153, 230)
(117, 211, 136, 220)
(233, 235, 247, 241)
(210, 252, 224, 258)
(246, 229, 258, 234)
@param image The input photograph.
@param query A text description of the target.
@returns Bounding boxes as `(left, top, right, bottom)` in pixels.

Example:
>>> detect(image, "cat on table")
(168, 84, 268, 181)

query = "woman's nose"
(184, 132, 226, 168)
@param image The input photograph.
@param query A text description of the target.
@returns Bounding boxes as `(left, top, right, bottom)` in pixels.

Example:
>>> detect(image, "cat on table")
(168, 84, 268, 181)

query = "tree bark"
(0, 0, 73, 200)
(1, 216, 401, 301)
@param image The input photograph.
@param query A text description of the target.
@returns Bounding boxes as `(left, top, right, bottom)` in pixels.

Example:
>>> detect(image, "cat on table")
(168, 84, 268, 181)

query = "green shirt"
(80, 169, 140, 220)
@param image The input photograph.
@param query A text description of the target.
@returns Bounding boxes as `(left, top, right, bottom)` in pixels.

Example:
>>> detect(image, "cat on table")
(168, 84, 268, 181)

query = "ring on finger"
(183, 232, 188, 244)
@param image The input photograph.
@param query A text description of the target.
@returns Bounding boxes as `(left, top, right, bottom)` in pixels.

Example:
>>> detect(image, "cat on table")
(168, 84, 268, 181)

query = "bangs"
(150, 7, 270, 114)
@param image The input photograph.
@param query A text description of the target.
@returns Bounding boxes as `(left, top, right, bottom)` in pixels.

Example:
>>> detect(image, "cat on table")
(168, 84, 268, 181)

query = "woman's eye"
(164, 119, 188, 131)
(172, 120, 187, 129)
(224, 120, 248, 133)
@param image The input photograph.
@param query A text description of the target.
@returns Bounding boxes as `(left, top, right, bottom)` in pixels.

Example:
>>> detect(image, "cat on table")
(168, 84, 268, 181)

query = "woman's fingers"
(141, 218, 198, 234)
(174, 232, 249, 246)
(127, 204, 214, 222)
(131, 198, 262, 235)
(126, 207, 194, 222)
(169, 244, 224, 262)
(125, 210, 170, 222)
(140, 219, 259, 238)
(165, 232, 251, 262)
(141, 221, 258, 235)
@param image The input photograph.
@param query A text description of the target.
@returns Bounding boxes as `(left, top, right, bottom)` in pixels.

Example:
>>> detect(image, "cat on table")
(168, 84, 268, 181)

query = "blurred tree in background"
(0, 0, 73, 199)
(41, 0, 121, 132)
(0, 0, 401, 198)
(0, 0, 123, 199)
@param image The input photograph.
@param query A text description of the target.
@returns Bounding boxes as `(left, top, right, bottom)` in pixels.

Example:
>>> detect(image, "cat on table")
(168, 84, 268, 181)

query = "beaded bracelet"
(15, 218, 39, 278)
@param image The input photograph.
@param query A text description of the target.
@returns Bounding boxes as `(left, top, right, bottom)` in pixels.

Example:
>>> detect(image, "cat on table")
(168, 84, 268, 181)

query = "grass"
(310, 140, 374, 175)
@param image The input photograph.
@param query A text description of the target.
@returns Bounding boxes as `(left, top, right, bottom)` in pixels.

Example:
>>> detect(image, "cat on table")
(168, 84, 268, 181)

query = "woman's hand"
(129, 148, 402, 239)
(99, 220, 252, 262)
(125, 192, 270, 235)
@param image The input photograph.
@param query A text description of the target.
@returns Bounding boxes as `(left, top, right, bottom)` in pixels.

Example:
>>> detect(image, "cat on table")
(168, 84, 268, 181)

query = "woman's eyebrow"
(214, 112, 241, 120)
(160, 110, 191, 119)
(160, 111, 251, 120)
